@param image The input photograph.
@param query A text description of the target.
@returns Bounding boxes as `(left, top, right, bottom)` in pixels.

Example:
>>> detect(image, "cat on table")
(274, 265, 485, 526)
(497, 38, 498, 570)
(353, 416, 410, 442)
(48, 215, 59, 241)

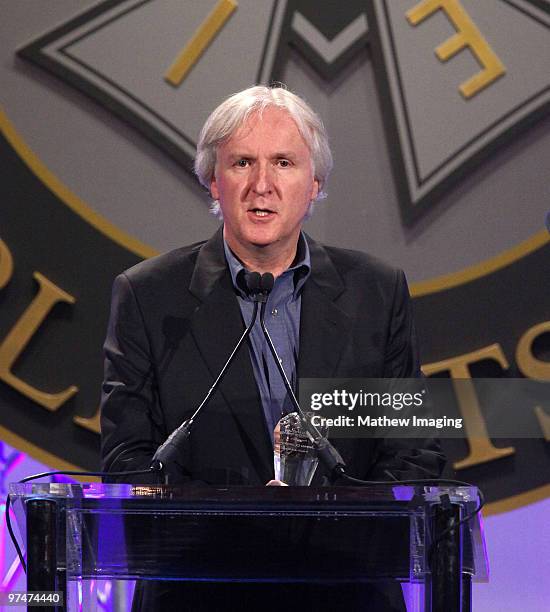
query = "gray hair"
(194, 85, 333, 217)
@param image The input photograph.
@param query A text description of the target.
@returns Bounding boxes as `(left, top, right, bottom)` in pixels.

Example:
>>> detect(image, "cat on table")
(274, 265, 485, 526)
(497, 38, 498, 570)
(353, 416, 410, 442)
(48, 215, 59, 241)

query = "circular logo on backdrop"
(1, 0, 549, 511)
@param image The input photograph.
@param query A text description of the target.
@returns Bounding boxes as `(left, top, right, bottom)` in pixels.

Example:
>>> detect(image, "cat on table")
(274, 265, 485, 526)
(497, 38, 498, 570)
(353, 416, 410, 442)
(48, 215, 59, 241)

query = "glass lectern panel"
(9, 484, 487, 611)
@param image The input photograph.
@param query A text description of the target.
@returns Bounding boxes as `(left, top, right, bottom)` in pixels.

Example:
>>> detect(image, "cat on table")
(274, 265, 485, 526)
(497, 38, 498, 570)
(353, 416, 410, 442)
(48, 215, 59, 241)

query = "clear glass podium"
(9, 483, 488, 611)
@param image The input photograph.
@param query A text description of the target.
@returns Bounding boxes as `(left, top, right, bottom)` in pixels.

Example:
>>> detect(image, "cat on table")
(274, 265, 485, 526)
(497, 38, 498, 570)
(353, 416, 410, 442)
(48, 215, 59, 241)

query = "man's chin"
(248, 239, 275, 249)
(242, 230, 280, 249)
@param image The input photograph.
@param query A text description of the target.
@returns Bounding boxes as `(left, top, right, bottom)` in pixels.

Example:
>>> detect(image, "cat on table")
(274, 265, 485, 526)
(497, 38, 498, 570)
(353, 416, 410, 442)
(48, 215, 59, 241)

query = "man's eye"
(277, 159, 291, 167)
(235, 159, 250, 167)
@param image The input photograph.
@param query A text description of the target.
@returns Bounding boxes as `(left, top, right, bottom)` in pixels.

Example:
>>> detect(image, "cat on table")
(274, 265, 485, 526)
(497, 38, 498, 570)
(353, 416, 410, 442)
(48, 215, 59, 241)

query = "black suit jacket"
(101, 228, 443, 484)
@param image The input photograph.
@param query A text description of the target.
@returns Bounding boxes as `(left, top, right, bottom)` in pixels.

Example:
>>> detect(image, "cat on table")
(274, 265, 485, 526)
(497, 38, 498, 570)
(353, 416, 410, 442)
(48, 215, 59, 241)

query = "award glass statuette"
(274, 413, 328, 486)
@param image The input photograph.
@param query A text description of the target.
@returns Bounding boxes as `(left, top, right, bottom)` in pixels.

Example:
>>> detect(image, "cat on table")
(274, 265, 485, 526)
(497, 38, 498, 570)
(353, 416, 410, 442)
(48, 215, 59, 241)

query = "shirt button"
(272, 308, 278, 316)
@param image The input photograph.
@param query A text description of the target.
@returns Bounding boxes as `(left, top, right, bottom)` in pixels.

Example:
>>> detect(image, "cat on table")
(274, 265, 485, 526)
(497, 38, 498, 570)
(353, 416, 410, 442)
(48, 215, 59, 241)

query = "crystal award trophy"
(274, 412, 327, 486)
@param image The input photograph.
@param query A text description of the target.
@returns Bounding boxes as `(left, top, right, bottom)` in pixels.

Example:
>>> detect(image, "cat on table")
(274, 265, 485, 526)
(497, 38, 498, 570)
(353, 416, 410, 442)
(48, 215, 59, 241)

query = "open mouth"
(249, 208, 275, 217)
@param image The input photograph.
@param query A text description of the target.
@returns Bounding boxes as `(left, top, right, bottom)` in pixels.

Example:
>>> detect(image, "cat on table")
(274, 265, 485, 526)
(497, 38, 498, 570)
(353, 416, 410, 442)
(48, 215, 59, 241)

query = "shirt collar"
(223, 231, 311, 300)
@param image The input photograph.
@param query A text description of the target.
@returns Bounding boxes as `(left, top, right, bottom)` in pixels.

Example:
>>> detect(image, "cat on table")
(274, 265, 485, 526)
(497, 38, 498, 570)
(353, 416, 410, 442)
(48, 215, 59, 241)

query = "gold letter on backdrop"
(164, 0, 238, 86)
(516, 321, 550, 441)
(0, 238, 14, 290)
(73, 406, 101, 434)
(0, 272, 78, 410)
(406, 0, 506, 98)
(423, 344, 515, 469)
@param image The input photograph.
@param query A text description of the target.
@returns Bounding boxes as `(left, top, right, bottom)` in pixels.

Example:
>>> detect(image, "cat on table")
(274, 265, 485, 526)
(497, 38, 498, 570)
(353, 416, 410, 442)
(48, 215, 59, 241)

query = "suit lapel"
(298, 236, 353, 379)
(188, 229, 274, 482)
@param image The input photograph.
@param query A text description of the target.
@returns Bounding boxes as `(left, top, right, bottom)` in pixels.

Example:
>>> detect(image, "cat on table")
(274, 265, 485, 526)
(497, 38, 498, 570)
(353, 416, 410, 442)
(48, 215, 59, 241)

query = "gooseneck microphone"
(151, 272, 263, 477)
(257, 273, 347, 483)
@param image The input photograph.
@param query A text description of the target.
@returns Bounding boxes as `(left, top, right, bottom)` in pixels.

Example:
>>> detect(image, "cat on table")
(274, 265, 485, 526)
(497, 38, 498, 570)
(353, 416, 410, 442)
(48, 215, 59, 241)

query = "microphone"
(247, 271, 262, 296)
(151, 273, 262, 479)
(260, 272, 274, 294)
(249, 272, 271, 303)
(258, 273, 347, 483)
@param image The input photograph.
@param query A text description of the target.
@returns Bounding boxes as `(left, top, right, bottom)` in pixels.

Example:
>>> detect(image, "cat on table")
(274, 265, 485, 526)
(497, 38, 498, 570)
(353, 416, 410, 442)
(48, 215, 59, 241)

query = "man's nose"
(251, 162, 273, 195)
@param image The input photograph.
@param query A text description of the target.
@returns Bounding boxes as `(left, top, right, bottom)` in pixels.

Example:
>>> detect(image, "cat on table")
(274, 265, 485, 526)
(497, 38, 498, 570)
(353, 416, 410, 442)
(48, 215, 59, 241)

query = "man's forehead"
(219, 108, 309, 154)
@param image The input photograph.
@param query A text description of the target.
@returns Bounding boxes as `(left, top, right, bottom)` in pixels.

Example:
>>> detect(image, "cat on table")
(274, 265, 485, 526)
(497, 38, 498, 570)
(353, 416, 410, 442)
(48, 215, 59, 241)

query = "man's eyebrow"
(227, 152, 254, 160)
(224, 150, 300, 161)
(272, 151, 298, 159)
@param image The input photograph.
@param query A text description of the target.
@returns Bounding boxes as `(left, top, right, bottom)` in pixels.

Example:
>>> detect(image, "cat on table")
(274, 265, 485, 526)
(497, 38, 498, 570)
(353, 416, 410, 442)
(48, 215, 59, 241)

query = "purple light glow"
(473, 498, 550, 611)
(476, 509, 490, 581)
(392, 485, 415, 501)
(77, 579, 83, 611)
(0, 443, 118, 609)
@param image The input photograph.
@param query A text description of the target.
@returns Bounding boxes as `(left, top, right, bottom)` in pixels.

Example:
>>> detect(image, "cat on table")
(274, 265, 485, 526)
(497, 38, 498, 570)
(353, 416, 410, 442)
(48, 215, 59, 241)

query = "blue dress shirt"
(223, 234, 311, 444)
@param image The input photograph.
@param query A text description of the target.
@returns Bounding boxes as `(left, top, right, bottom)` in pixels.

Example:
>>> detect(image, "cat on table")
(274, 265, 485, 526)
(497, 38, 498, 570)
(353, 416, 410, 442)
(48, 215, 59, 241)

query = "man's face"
(210, 107, 319, 258)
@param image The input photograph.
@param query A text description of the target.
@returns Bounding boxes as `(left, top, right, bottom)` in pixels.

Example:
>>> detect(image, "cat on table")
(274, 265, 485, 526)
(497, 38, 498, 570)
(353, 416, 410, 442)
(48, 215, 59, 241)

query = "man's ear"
(310, 178, 319, 201)
(210, 175, 220, 200)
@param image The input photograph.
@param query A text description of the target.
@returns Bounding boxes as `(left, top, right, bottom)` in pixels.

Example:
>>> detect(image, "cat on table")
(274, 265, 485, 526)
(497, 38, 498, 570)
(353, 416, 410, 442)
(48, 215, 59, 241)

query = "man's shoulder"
(316, 241, 403, 284)
(120, 239, 207, 288)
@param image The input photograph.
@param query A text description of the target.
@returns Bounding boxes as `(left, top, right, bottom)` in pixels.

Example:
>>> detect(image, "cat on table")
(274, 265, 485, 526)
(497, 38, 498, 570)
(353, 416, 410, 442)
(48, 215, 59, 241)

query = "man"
(101, 85, 444, 609)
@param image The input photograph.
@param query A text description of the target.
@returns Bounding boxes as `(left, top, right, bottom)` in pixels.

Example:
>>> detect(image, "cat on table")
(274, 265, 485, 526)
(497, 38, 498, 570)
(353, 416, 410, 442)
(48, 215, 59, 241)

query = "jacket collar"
(189, 226, 345, 303)
(189, 226, 227, 301)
